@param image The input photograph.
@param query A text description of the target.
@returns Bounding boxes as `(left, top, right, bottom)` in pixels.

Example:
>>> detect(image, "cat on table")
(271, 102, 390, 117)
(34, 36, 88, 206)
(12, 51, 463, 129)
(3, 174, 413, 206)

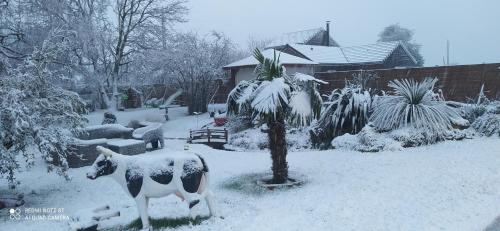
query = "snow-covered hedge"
(331, 126, 402, 152)
(331, 125, 474, 152)
(226, 126, 311, 151)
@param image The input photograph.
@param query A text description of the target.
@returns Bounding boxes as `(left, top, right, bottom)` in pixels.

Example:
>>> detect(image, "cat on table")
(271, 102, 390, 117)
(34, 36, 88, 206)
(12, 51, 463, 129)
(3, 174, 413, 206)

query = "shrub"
(472, 114, 500, 136)
(331, 126, 402, 152)
(310, 72, 376, 149)
(471, 102, 500, 136)
(226, 126, 312, 151)
(370, 78, 468, 143)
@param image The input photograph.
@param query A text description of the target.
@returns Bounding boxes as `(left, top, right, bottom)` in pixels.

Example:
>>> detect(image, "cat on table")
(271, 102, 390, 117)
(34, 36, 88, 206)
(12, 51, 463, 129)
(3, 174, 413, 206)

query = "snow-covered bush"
(471, 102, 500, 137)
(331, 126, 402, 152)
(472, 114, 500, 137)
(310, 72, 377, 149)
(461, 103, 487, 124)
(226, 126, 311, 151)
(145, 98, 163, 108)
(388, 128, 429, 147)
(102, 112, 117, 124)
(332, 125, 475, 151)
(370, 78, 468, 144)
(226, 115, 253, 133)
(386, 127, 473, 147)
(0, 30, 87, 188)
(226, 127, 269, 151)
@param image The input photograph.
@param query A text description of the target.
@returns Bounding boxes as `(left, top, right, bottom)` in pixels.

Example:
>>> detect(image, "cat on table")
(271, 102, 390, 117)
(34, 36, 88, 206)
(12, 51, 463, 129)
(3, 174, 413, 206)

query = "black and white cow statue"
(86, 146, 214, 230)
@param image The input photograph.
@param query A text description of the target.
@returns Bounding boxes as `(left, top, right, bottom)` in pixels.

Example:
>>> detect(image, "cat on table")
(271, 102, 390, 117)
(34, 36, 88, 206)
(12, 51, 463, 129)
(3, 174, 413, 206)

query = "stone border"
(256, 177, 303, 190)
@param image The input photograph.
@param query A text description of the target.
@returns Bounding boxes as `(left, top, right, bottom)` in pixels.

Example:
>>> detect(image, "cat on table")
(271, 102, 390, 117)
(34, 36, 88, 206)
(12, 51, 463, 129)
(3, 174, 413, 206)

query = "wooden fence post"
(207, 128, 211, 143)
(224, 128, 228, 142)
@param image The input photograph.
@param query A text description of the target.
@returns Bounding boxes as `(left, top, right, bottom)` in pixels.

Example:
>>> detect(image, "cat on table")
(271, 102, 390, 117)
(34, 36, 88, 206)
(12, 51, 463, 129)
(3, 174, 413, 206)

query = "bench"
(189, 128, 228, 149)
(106, 139, 146, 156)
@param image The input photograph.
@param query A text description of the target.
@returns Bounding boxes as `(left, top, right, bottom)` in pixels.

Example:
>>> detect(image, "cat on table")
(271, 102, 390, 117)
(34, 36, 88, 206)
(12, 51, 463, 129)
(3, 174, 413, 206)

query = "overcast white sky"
(178, 0, 500, 66)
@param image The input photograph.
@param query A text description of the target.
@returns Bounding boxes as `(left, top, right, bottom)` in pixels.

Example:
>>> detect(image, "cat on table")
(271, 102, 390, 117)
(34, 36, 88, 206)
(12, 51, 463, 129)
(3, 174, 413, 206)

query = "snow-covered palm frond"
(289, 91, 312, 125)
(251, 78, 290, 118)
(288, 73, 324, 126)
(292, 73, 328, 85)
(323, 86, 371, 135)
(310, 72, 377, 148)
(253, 48, 283, 81)
(227, 80, 259, 115)
(227, 49, 323, 128)
(310, 87, 372, 149)
(370, 78, 466, 141)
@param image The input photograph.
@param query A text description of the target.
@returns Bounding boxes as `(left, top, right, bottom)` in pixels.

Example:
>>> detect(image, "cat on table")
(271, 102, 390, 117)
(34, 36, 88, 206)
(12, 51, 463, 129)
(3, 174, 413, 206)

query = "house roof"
(341, 41, 410, 63)
(223, 49, 317, 69)
(266, 28, 339, 48)
(288, 41, 417, 65)
(224, 41, 417, 69)
(288, 44, 348, 64)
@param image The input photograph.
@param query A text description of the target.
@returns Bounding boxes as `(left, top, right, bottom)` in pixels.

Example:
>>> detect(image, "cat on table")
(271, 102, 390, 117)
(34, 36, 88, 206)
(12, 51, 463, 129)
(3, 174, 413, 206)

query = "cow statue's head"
(86, 146, 118, 180)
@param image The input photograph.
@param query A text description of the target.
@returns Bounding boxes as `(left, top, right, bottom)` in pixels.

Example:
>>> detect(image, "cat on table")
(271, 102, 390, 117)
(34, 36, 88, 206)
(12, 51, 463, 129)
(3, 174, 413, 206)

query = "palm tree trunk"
(267, 115, 288, 184)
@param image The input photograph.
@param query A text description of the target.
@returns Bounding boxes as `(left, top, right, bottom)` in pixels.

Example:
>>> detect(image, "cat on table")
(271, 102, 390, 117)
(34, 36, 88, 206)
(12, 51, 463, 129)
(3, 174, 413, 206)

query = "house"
(223, 22, 418, 85)
(223, 49, 317, 84)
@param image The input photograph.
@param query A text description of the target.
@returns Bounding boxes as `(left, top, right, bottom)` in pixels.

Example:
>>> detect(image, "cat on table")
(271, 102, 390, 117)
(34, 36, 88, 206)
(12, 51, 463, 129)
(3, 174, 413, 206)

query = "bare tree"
(246, 35, 272, 54)
(107, 0, 187, 109)
(159, 32, 236, 114)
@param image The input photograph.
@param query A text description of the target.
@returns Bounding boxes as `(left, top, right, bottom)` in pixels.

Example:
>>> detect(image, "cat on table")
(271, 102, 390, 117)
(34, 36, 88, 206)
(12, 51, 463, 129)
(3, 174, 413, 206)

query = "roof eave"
(223, 62, 317, 70)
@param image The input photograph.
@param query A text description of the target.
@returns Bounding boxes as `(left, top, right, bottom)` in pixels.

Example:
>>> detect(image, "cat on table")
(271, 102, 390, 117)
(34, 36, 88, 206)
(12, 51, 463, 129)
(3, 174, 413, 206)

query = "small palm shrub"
(370, 78, 468, 143)
(310, 72, 376, 149)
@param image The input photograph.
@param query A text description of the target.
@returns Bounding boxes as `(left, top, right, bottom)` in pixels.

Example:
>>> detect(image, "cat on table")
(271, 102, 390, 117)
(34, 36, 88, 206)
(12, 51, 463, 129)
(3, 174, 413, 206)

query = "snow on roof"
(341, 41, 402, 63)
(223, 49, 317, 68)
(290, 41, 407, 64)
(289, 44, 348, 64)
(224, 41, 412, 68)
(267, 28, 324, 48)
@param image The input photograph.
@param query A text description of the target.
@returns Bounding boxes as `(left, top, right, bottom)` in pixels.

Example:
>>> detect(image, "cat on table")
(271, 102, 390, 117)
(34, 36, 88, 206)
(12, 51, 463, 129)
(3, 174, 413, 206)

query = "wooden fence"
(314, 63, 500, 102)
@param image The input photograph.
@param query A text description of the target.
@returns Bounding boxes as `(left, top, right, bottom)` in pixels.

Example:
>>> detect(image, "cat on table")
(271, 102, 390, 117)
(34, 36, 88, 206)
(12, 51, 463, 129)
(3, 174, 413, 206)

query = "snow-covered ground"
(2, 107, 500, 231)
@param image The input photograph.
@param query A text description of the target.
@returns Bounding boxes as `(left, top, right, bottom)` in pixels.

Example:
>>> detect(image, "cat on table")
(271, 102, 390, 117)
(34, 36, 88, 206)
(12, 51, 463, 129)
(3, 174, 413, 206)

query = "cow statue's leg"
(159, 138, 165, 149)
(152, 140, 158, 149)
(204, 190, 215, 217)
(173, 161, 202, 220)
(135, 196, 150, 230)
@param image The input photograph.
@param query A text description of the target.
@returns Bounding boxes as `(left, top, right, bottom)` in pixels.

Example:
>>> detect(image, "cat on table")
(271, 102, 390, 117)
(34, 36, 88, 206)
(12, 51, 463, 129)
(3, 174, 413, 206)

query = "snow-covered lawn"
(1, 108, 500, 231)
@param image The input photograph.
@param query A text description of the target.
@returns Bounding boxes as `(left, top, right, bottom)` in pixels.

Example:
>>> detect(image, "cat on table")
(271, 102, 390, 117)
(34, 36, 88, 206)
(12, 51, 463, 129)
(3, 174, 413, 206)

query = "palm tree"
(227, 49, 324, 184)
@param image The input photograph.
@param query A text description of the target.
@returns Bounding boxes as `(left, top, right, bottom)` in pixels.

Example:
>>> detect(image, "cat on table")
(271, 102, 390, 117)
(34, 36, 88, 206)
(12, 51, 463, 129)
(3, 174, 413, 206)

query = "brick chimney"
(325, 21, 331, 46)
